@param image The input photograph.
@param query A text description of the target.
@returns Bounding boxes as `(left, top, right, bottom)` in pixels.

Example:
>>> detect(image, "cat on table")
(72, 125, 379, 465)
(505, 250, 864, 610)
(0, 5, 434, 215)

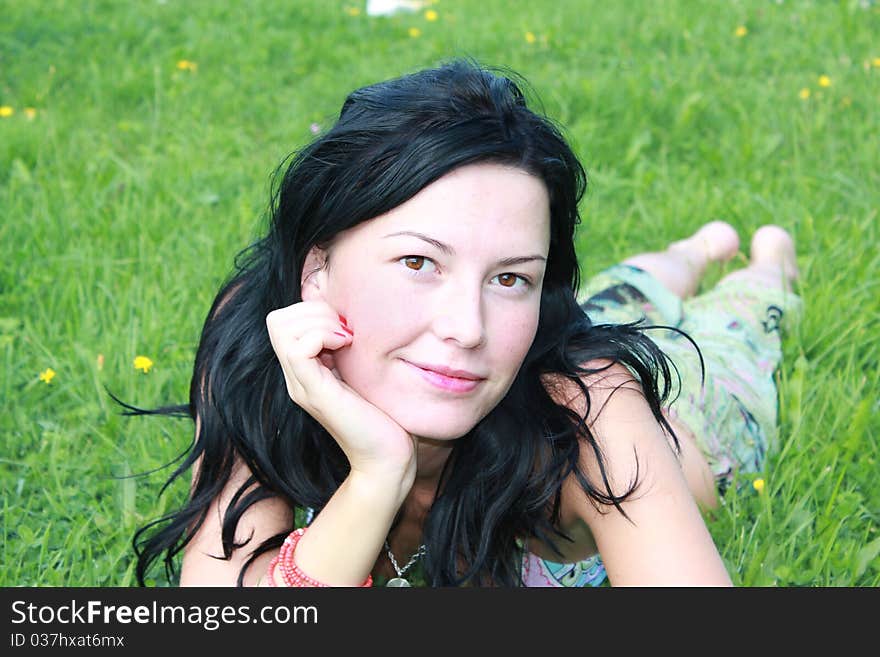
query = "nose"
(431, 282, 486, 349)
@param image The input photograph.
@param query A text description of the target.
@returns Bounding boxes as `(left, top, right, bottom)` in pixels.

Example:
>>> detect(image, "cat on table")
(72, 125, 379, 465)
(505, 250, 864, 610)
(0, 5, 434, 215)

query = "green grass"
(2, 0, 878, 586)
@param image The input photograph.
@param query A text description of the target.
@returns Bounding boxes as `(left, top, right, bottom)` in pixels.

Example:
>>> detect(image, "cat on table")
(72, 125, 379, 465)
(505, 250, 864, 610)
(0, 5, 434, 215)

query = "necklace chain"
(384, 541, 426, 577)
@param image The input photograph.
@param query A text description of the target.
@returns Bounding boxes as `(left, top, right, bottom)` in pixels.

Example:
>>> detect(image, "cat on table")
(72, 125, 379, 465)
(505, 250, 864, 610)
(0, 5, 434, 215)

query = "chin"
(389, 406, 485, 441)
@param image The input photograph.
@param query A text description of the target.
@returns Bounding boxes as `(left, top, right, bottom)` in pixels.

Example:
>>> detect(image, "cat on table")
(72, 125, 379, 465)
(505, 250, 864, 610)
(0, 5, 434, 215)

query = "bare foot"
(750, 225, 799, 282)
(719, 225, 799, 292)
(668, 220, 741, 271)
(621, 221, 741, 299)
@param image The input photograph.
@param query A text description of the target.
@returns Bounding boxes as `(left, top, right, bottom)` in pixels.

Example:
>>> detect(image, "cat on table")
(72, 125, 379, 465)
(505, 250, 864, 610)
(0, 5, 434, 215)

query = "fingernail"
(340, 324, 354, 336)
(333, 331, 349, 339)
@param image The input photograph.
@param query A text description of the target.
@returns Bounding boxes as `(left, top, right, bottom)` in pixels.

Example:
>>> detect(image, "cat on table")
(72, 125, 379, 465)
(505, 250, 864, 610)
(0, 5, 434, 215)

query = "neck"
(394, 436, 455, 525)
(382, 438, 456, 582)
(413, 436, 455, 488)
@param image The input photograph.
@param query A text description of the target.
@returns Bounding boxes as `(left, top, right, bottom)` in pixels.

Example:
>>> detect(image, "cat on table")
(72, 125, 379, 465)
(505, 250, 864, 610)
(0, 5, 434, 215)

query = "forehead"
(345, 163, 551, 254)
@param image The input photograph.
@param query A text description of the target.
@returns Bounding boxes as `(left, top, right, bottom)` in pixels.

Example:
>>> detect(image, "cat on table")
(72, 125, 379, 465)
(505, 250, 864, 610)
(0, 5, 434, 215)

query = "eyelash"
(398, 256, 533, 291)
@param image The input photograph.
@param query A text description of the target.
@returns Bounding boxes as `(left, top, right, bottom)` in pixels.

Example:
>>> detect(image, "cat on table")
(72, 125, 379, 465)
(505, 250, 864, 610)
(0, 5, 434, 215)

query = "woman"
(131, 59, 800, 587)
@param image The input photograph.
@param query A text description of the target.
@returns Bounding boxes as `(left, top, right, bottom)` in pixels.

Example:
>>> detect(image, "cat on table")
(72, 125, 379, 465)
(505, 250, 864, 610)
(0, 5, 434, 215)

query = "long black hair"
(126, 58, 683, 587)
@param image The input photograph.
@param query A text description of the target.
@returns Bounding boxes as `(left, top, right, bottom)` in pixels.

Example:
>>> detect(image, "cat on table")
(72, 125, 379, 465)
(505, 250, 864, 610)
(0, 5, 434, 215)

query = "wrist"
(273, 472, 409, 586)
(346, 466, 414, 509)
(267, 528, 373, 587)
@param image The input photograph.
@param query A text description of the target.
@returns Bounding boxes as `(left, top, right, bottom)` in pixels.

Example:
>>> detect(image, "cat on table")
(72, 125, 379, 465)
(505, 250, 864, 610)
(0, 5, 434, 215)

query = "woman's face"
(306, 163, 551, 440)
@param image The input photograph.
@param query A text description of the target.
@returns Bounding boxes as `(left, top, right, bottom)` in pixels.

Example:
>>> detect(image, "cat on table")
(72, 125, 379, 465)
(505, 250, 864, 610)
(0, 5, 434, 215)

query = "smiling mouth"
(402, 360, 485, 393)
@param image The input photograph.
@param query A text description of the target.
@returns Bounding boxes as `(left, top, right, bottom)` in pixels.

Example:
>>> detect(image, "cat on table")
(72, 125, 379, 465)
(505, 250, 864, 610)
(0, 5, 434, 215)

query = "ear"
(300, 245, 329, 302)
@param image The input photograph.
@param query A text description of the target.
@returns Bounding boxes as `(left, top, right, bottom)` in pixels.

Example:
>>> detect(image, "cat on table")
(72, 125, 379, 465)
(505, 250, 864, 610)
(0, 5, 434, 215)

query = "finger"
(266, 313, 350, 383)
(283, 328, 350, 403)
(317, 350, 342, 377)
(267, 302, 349, 331)
(268, 311, 352, 343)
(267, 315, 352, 360)
(313, 331, 353, 383)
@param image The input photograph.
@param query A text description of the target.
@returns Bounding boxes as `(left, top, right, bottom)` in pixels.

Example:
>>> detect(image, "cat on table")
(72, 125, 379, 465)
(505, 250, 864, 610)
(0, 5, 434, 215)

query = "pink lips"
(404, 360, 486, 393)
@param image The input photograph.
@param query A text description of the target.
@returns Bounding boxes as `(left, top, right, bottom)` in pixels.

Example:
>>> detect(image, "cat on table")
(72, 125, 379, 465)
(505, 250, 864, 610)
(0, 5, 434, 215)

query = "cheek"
(489, 308, 540, 373)
(342, 273, 423, 332)
(327, 272, 424, 363)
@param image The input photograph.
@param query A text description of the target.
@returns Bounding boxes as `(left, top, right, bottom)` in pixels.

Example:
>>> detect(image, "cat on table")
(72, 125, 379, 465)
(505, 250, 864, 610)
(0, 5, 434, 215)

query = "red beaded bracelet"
(266, 527, 373, 587)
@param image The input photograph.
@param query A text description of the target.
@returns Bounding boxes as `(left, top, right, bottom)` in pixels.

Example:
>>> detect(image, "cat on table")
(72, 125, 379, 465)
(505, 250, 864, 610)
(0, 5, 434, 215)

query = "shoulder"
(210, 280, 244, 320)
(543, 358, 666, 501)
(542, 358, 643, 427)
(180, 452, 293, 586)
(545, 359, 732, 585)
(180, 281, 294, 586)
(182, 305, 291, 586)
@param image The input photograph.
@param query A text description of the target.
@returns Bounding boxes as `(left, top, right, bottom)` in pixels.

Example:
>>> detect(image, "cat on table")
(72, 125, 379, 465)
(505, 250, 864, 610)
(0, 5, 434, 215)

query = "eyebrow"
(383, 231, 547, 266)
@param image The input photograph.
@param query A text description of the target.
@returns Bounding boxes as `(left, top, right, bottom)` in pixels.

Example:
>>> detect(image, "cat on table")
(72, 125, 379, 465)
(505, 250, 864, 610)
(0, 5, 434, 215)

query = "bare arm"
(179, 449, 293, 586)
(181, 288, 416, 586)
(178, 284, 291, 585)
(554, 362, 732, 586)
(179, 286, 293, 586)
(179, 450, 407, 587)
(179, 416, 410, 587)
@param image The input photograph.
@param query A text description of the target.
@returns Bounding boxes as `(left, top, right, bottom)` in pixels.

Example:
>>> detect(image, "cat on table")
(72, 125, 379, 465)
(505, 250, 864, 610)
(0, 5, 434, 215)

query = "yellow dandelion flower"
(799, 87, 811, 100)
(0, 106, 13, 118)
(872, 58, 880, 68)
(345, 6, 361, 16)
(425, 9, 438, 21)
(39, 368, 56, 384)
(735, 25, 747, 37)
(408, 27, 421, 38)
(818, 75, 831, 87)
(134, 355, 154, 373)
(525, 31, 537, 44)
(176, 60, 197, 72)
(24, 107, 37, 120)
(752, 478, 765, 494)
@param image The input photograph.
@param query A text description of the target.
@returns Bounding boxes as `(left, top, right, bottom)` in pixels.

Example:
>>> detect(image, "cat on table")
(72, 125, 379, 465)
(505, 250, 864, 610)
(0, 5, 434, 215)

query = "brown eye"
(497, 273, 518, 287)
(403, 256, 426, 270)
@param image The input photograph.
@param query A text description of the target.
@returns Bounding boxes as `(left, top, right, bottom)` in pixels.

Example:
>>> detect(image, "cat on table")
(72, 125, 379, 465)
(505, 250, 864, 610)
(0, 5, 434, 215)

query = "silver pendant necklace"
(384, 540, 426, 587)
